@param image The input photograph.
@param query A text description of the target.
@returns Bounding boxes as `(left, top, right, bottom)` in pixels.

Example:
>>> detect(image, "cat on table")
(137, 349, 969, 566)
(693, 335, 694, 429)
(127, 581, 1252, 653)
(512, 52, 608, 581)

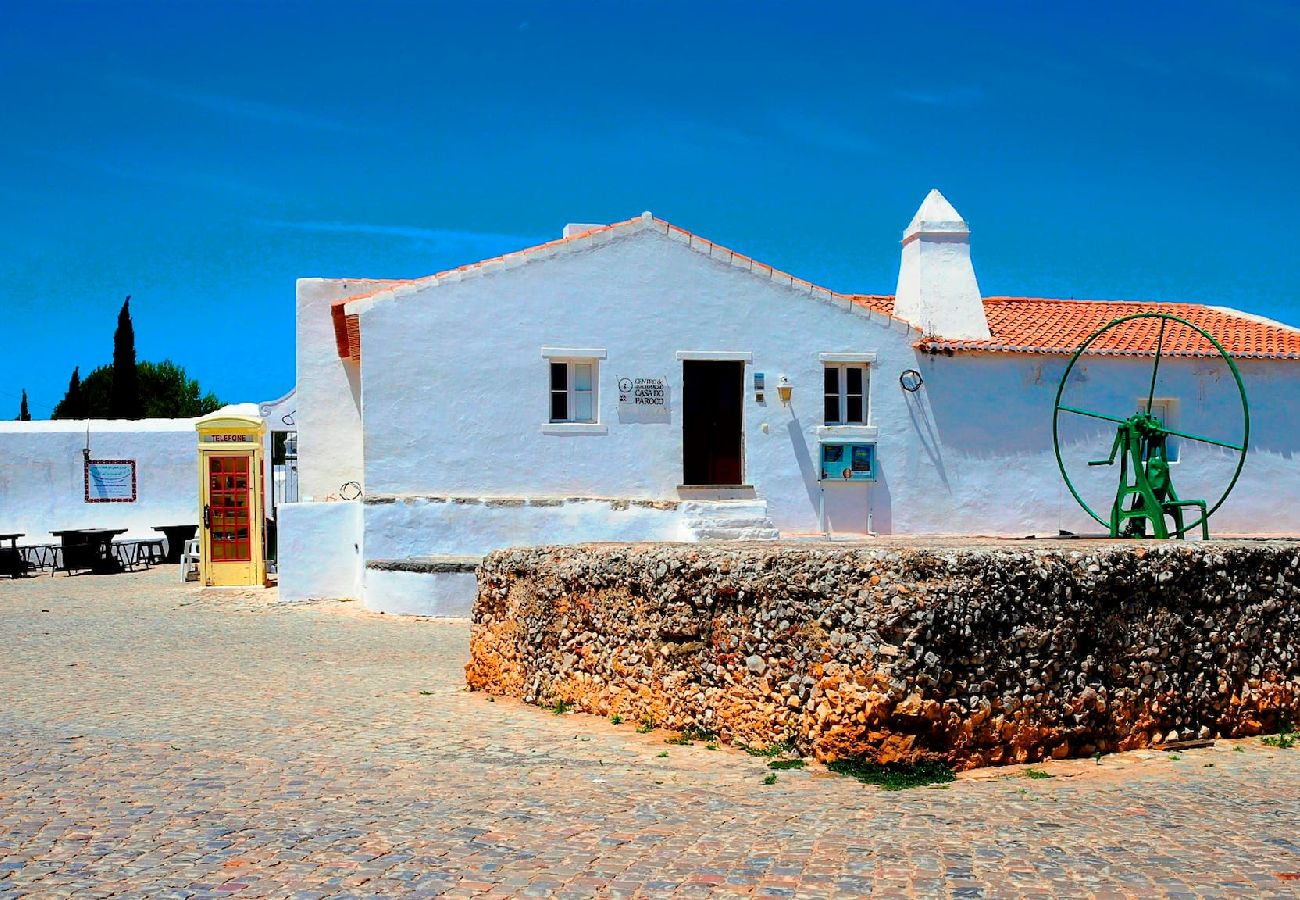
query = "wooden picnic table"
(153, 525, 198, 565)
(50, 528, 128, 574)
(0, 533, 27, 578)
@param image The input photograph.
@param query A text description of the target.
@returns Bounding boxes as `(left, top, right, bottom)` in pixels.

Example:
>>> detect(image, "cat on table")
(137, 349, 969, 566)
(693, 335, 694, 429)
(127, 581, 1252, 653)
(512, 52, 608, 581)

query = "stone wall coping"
(485, 536, 1300, 557)
(367, 556, 481, 573)
(363, 494, 681, 511)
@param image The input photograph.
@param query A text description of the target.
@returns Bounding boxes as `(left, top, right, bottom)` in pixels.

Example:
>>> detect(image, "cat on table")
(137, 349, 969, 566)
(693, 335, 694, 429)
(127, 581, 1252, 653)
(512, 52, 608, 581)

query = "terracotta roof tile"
(918, 297, 1300, 360)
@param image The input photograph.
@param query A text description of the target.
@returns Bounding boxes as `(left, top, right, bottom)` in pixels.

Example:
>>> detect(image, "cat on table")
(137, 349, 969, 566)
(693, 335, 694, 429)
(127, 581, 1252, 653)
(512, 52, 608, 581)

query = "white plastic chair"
(179, 538, 201, 582)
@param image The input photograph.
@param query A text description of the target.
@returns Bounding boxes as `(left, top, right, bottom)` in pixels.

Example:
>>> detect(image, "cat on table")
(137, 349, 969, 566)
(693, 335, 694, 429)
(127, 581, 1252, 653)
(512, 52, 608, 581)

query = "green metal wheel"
(1052, 312, 1250, 538)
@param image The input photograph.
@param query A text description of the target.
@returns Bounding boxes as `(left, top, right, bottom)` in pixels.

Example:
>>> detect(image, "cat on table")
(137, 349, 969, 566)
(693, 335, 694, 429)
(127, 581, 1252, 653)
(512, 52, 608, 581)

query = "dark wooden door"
(682, 360, 744, 485)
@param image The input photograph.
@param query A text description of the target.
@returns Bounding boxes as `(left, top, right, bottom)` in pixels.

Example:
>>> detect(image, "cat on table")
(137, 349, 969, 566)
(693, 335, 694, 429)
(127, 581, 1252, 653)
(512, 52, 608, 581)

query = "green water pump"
(1051, 312, 1250, 539)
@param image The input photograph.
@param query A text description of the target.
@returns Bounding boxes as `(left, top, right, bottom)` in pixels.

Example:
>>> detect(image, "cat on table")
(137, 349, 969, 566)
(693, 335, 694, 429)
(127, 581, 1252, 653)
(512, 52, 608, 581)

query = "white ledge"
(541, 347, 607, 360)
(816, 425, 879, 440)
(818, 351, 878, 363)
(675, 351, 753, 362)
(541, 423, 609, 435)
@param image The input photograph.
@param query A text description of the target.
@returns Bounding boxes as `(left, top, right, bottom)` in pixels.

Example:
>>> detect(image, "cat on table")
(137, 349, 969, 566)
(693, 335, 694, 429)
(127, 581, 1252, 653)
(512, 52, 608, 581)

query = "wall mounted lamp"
(777, 375, 793, 406)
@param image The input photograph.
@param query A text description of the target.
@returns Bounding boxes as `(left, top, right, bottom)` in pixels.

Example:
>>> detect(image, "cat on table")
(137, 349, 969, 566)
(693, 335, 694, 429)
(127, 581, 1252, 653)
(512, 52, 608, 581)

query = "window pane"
(550, 391, 567, 421)
(824, 396, 840, 424)
(823, 367, 839, 393)
(550, 362, 567, 391)
(846, 366, 863, 393)
(574, 390, 593, 422)
(846, 395, 864, 424)
(573, 363, 593, 391)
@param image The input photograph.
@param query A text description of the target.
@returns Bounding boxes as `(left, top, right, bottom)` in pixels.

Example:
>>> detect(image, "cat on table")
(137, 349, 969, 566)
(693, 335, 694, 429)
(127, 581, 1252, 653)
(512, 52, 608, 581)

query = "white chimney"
(893, 189, 990, 340)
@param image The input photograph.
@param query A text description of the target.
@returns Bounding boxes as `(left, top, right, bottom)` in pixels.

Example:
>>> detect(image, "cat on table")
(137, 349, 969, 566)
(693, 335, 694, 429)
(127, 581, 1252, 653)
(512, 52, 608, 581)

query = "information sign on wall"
(85, 459, 138, 503)
(617, 376, 670, 424)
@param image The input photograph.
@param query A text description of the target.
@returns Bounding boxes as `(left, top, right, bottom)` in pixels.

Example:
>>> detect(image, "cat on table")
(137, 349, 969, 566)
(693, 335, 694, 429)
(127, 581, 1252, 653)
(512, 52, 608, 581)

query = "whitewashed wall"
(295, 278, 383, 501)
(0, 419, 199, 544)
(903, 354, 1299, 536)
(277, 500, 361, 601)
(362, 497, 683, 560)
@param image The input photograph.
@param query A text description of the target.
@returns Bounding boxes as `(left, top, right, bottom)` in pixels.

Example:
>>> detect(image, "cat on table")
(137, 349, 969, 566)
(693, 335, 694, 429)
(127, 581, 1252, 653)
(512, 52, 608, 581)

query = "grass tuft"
(1023, 767, 1054, 779)
(762, 773, 778, 785)
(827, 758, 956, 791)
(665, 726, 718, 747)
(768, 759, 805, 770)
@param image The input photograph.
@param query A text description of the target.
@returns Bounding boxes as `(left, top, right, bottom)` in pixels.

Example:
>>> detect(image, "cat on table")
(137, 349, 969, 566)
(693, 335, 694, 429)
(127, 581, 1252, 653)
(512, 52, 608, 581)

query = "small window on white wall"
(1144, 398, 1180, 463)
(824, 364, 869, 425)
(550, 360, 598, 423)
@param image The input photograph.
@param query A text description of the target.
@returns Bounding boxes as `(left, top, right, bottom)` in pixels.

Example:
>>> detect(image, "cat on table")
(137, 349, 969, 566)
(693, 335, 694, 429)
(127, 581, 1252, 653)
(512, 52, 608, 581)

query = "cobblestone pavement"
(2, 570, 1299, 898)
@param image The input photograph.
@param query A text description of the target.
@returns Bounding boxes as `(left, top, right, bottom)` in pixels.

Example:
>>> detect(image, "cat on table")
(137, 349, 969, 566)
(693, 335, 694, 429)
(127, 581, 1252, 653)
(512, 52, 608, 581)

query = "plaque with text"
(85, 459, 138, 503)
(617, 376, 670, 424)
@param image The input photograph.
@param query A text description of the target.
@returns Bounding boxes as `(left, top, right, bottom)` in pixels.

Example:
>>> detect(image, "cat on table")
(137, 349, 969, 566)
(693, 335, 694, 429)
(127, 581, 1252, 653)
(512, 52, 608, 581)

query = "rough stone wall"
(466, 540, 1300, 769)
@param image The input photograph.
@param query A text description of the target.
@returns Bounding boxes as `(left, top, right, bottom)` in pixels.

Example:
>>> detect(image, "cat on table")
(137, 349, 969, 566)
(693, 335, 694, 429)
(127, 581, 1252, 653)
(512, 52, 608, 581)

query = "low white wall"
(277, 501, 362, 601)
(361, 496, 683, 561)
(0, 419, 199, 544)
(362, 568, 476, 616)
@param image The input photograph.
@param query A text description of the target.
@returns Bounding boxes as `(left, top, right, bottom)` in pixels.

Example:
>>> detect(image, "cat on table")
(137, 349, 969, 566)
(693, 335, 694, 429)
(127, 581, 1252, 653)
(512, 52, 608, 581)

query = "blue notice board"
(819, 442, 876, 482)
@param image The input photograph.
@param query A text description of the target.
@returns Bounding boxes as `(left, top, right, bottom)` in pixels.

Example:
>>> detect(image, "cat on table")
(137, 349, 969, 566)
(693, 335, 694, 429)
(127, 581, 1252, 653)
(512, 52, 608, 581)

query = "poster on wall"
(85, 459, 137, 503)
(617, 376, 670, 424)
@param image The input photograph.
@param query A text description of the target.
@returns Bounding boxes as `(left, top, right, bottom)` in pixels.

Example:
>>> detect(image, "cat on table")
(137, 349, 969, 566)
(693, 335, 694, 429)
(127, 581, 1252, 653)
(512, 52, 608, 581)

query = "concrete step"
(691, 526, 782, 541)
(679, 499, 779, 542)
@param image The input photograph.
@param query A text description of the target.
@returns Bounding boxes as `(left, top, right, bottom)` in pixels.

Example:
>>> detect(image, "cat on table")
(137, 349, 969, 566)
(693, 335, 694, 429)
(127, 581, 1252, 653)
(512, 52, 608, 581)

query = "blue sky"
(3, 1, 1298, 417)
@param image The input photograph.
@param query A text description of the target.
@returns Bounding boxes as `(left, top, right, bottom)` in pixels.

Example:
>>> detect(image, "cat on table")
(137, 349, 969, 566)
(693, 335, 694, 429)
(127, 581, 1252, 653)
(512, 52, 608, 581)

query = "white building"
(280, 191, 1300, 614)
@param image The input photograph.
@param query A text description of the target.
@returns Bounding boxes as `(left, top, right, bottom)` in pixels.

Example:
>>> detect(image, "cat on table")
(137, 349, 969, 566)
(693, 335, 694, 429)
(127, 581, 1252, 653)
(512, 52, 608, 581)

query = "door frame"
(200, 450, 261, 587)
(677, 351, 751, 488)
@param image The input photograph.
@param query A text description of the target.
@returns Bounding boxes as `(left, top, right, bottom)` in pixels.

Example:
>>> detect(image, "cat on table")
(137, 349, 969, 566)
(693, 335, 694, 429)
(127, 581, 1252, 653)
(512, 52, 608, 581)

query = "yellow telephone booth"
(196, 410, 267, 587)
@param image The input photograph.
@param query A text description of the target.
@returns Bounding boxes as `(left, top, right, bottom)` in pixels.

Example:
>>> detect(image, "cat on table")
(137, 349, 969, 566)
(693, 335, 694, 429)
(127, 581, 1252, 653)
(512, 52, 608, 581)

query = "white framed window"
(549, 359, 598, 423)
(824, 363, 869, 425)
(1143, 397, 1180, 463)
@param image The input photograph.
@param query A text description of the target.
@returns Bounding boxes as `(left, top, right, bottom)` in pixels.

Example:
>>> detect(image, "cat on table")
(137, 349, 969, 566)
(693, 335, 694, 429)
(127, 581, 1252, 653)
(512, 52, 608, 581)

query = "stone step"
(691, 526, 781, 541)
(679, 498, 779, 542)
(681, 517, 769, 530)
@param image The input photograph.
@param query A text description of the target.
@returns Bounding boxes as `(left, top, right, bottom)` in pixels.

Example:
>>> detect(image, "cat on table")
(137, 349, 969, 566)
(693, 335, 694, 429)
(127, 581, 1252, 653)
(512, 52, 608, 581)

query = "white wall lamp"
(777, 375, 793, 406)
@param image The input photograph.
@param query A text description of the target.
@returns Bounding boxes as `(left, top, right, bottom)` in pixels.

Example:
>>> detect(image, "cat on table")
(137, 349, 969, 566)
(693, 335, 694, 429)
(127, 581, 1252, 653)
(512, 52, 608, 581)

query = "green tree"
(18, 390, 31, 421)
(53, 361, 220, 419)
(75, 365, 113, 417)
(138, 360, 222, 417)
(50, 366, 87, 420)
(109, 296, 142, 419)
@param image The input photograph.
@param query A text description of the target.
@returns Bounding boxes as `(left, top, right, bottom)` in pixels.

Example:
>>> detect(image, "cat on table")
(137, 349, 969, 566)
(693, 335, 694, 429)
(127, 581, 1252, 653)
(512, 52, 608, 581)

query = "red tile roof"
(324, 217, 1300, 363)
(916, 297, 1300, 360)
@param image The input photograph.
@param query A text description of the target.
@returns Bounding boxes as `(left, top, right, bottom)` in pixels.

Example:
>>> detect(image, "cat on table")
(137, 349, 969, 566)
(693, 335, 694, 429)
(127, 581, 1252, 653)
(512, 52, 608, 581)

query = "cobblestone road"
(2, 570, 1299, 898)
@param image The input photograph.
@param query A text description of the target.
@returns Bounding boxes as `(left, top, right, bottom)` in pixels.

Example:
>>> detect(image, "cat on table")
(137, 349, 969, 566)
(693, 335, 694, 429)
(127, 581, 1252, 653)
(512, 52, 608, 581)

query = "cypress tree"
(51, 366, 86, 420)
(109, 296, 142, 419)
(18, 390, 31, 421)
